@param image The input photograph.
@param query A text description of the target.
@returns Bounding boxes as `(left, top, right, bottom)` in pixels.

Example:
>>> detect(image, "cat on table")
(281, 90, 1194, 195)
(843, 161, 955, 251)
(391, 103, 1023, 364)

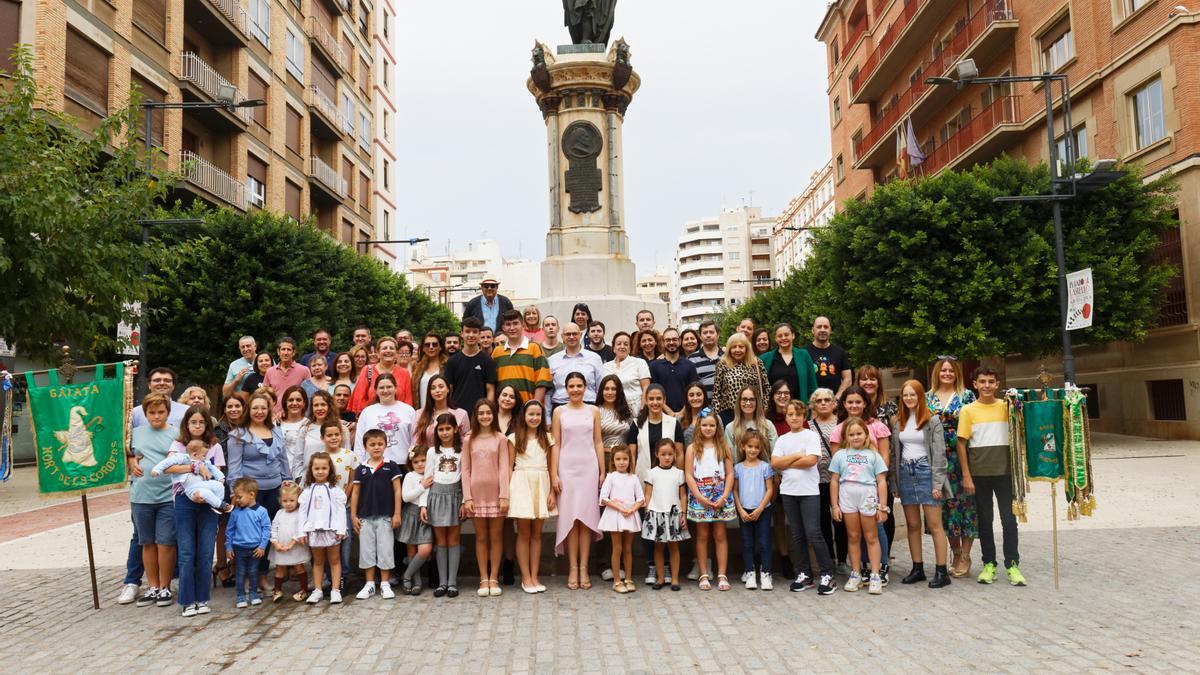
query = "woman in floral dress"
(926, 357, 977, 577)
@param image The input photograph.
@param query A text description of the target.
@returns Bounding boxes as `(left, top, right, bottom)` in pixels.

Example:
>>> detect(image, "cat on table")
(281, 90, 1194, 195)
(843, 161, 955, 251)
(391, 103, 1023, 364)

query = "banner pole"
(81, 493, 100, 610)
(1051, 482, 1060, 591)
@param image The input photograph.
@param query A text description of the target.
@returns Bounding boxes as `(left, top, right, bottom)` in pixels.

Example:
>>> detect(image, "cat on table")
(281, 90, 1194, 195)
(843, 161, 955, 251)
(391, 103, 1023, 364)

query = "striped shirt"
(688, 347, 724, 396)
(957, 399, 1011, 477)
(492, 337, 552, 403)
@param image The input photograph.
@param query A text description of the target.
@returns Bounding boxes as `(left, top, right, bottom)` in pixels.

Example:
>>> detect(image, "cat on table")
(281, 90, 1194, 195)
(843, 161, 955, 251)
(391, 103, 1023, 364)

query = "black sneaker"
(155, 587, 174, 607)
(817, 574, 837, 595)
(880, 564, 890, 587)
(136, 587, 159, 607)
(446, 585, 459, 598)
(789, 573, 813, 592)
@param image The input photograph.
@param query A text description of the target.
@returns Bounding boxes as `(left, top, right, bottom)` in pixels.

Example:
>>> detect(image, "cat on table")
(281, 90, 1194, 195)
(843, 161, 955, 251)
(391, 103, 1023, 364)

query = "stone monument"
(527, 7, 666, 331)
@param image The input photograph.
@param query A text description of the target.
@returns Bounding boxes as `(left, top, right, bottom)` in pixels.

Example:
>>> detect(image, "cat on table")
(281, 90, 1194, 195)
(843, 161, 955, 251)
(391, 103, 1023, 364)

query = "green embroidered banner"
(1022, 396, 1065, 481)
(25, 363, 129, 494)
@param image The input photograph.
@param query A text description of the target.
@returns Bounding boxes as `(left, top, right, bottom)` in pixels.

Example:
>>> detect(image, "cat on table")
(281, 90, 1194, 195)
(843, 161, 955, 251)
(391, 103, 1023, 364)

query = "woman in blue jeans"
(225, 392, 290, 520)
(166, 406, 228, 616)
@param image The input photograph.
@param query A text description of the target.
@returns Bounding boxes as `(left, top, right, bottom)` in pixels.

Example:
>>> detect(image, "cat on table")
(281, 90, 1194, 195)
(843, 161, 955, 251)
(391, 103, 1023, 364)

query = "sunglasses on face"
(424, 343, 439, 348)
(482, 284, 498, 289)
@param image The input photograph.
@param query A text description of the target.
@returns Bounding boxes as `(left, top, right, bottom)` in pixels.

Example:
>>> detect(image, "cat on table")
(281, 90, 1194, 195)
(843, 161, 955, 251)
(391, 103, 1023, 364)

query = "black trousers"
(974, 475, 1019, 568)
(819, 482, 847, 563)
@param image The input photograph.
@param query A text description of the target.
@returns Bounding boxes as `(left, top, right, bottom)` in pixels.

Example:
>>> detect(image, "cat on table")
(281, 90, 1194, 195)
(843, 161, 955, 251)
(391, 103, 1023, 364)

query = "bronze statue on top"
(563, 0, 617, 45)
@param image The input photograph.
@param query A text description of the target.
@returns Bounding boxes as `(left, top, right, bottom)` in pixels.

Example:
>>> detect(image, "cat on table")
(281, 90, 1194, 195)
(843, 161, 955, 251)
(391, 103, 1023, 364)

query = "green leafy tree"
(727, 156, 1177, 368)
(147, 207, 458, 385)
(0, 49, 172, 359)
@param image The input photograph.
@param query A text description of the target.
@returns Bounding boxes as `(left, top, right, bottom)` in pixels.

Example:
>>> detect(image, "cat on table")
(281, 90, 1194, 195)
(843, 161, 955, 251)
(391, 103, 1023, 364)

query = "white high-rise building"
(407, 240, 539, 317)
(672, 206, 776, 330)
(775, 161, 835, 278)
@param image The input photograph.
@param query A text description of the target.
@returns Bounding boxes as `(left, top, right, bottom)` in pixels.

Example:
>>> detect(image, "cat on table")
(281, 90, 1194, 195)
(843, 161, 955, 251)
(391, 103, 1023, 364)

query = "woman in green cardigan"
(758, 323, 818, 403)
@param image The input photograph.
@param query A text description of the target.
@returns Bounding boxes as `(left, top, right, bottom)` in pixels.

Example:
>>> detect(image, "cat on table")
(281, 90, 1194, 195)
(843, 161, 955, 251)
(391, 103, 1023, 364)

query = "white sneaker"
(868, 574, 883, 595)
(744, 572, 758, 590)
(844, 573, 862, 593)
(687, 561, 700, 581)
(117, 583, 139, 605)
(306, 589, 323, 604)
(330, 589, 342, 604)
(645, 566, 657, 584)
(235, 599, 248, 609)
(195, 602, 211, 614)
(664, 569, 673, 584)
(180, 603, 198, 618)
(356, 583, 376, 600)
(760, 573, 773, 591)
(380, 582, 395, 599)
(600, 568, 614, 581)
(740, 571, 751, 583)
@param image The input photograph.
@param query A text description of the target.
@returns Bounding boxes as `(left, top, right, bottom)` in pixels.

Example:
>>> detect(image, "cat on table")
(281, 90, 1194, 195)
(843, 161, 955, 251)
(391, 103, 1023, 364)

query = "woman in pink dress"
(550, 372, 605, 590)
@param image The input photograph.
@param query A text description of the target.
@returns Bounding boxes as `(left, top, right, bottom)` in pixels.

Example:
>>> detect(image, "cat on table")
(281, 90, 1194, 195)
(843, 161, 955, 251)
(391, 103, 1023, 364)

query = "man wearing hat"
(462, 277, 514, 333)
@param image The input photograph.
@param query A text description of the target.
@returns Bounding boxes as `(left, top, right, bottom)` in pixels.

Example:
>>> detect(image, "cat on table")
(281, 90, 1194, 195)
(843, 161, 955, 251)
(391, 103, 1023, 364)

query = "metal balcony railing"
(917, 95, 1020, 176)
(310, 156, 348, 197)
(846, 17, 869, 53)
(206, 0, 247, 37)
(181, 150, 247, 209)
(306, 16, 349, 73)
(308, 85, 349, 132)
(851, 0, 922, 97)
(180, 52, 252, 124)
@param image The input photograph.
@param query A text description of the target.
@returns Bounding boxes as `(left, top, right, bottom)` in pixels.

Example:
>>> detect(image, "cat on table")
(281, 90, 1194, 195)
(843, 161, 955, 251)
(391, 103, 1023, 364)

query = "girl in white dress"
(599, 447, 644, 593)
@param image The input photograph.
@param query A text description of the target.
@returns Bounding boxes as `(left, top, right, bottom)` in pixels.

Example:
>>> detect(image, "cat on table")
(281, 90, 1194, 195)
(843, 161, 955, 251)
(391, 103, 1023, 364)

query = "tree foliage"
(725, 156, 1177, 368)
(147, 206, 459, 386)
(0, 49, 173, 359)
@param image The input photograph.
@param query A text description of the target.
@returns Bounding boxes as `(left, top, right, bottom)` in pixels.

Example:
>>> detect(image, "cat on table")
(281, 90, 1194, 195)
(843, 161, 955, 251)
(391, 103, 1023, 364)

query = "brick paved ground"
(0, 525, 1195, 673)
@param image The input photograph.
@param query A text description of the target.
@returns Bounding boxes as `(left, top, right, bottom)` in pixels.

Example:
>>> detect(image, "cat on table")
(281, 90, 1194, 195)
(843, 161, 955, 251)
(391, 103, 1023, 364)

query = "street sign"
(116, 302, 141, 356)
(0, 339, 14, 358)
(1065, 268, 1093, 330)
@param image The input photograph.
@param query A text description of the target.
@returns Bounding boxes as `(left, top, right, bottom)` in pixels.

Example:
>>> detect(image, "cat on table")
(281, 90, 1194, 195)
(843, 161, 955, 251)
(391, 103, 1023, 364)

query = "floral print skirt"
(942, 449, 978, 538)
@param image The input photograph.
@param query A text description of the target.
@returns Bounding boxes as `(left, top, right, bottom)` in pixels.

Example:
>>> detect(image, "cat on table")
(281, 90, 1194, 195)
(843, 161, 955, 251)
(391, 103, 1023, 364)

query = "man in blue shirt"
(548, 321, 604, 413)
(649, 327, 699, 414)
(462, 277, 513, 332)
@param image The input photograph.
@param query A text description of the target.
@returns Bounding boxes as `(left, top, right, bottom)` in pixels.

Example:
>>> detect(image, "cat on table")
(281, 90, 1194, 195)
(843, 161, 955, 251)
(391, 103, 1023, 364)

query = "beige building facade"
(3, 0, 395, 258)
(816, 0, 1198, 437)
(774, 160, 835, 278)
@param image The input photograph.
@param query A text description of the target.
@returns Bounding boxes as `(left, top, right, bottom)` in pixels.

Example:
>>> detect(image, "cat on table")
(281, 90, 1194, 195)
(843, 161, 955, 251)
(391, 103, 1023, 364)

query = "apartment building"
(3, 0, 395, 258)
(774, 160, 835, 278)
(672, 206, 777, 330)
(817, 0, 1199, 437)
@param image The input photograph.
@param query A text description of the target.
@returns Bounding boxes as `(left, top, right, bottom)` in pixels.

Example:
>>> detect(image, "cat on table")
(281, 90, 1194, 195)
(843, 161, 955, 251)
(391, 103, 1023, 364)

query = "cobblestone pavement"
(1, 525, 1195, 673)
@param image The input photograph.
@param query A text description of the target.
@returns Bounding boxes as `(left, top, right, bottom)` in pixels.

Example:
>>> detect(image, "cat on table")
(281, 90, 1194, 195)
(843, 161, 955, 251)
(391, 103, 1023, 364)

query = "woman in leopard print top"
(711, 333, 770, 426)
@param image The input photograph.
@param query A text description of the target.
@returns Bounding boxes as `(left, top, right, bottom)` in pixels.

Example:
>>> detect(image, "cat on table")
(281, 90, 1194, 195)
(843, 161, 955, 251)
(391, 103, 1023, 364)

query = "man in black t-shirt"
(804, 316, 852, 396)
(444, 317, 498, 409)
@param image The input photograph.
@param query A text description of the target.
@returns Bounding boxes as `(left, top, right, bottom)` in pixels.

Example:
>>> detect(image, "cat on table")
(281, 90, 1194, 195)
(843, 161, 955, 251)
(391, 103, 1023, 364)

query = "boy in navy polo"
(351, 429, 404, 600)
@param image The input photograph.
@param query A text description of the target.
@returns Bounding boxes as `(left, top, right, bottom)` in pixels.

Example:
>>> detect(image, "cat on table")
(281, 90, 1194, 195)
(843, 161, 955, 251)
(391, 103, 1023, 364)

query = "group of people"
(117, 279, 1026, 617)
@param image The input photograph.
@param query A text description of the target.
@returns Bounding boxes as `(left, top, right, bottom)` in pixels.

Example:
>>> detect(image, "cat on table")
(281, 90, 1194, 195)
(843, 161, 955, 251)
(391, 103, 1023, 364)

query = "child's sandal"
(717, 575, 731, 591)
(612, 581, 627, 594)
(698, 574, 712, 591)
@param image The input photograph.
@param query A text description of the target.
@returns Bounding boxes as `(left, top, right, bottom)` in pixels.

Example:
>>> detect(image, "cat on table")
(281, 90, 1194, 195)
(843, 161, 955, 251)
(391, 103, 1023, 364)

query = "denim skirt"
(898, 456, 938, 506)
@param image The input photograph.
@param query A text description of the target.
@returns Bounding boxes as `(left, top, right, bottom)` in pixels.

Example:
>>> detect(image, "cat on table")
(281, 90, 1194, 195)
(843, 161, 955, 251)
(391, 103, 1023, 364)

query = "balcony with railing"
(180, 150, 246, 210)
(307, 85, 348, 140)
(179, 52, 252, 129)
(849, 0, 959, 103)
(306, 16, 350, 74)
(309, 156, 348, 201)
(854, 1, 1017, 168)
(846, 16, 869, 55)
(916, 95, 1021, 177)
(184, 0, 248, 45)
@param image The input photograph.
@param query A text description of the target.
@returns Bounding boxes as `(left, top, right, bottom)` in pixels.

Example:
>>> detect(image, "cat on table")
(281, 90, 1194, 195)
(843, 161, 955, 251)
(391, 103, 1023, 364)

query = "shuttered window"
(313, 58, 336, 100)
(342, 158, 354, 200)
(0, 0, 20, 74)
(246, 153, 267, 207)
(133, 0, 167, 44)
(65, 29, 110, 115)
(285, 104, 301, 153)
(247, 71, 268, 126)
(130, 72, 165, 146)
(359, 56, 369, 95)
(285, 179, 302, 220)
(359, 171, 369, 210)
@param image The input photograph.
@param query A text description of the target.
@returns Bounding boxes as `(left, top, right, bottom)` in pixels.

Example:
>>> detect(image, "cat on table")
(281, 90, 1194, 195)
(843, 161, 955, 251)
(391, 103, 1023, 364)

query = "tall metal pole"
(138, 107, 153, 398)
(1044, 75, 1075, 385)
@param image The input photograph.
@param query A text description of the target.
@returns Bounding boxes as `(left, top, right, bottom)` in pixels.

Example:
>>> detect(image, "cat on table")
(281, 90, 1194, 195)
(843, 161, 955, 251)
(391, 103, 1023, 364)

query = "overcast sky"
(395, 1, 831, 275)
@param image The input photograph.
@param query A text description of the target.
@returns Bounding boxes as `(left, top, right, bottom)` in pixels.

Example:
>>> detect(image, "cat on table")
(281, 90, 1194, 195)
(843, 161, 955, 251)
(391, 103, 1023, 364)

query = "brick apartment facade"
(1, 0, 398, 261)
(816, 0, 1199, 437)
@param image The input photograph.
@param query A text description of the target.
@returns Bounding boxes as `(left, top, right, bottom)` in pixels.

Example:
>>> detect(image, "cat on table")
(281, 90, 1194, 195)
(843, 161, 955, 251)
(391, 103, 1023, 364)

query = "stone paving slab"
(0, 525, 1195, 673)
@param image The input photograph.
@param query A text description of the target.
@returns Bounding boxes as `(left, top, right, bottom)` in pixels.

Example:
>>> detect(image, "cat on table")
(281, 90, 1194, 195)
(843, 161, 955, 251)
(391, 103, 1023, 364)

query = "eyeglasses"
(936, 355, 958, 362)
(424, 343, 439, 348)
(482, 283, 498, 289)
(739, 397, 757, 403)
(813, 397, 834, 403)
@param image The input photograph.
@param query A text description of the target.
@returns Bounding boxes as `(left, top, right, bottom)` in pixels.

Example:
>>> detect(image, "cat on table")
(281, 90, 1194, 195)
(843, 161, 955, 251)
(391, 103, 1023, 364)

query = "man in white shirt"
(130, 367, 189, 428)
(548, 321, 603, 412)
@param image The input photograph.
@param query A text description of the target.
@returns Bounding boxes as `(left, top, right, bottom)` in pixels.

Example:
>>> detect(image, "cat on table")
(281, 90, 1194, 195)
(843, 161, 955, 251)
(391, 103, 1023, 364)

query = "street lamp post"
(926, 59, 1121, 385)
(134, 96, 265, 395)
(355, 237, 431, 255)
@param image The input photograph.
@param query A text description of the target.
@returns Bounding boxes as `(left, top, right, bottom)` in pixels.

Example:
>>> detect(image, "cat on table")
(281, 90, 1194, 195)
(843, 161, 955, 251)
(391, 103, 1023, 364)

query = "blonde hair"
(719, 333, 756, 368)
(689, 414, 732, 465)
(840, 417, 874, 451)
(279, 482, 302, 499)
(178, 386, 211, 408)
(930, 357, 966, 394)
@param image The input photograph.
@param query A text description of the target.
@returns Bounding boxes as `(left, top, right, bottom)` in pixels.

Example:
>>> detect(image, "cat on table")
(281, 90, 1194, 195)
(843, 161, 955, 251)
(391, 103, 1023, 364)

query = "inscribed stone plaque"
(562, 121, 603, 214)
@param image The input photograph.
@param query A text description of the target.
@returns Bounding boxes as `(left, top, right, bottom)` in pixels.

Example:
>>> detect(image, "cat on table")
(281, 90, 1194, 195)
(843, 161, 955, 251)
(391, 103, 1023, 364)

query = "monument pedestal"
(527, 40, 665, 331)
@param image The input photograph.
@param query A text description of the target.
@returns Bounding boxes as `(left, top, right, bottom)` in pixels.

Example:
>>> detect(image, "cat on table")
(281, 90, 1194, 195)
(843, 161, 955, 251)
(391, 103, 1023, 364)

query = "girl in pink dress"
(551, 372, 605, 590)
(462, 398, 511, 597)
(599, 447, 644, 594)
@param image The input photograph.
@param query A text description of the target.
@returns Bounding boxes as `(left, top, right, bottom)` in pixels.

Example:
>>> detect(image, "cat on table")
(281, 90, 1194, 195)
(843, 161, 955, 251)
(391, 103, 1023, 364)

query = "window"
(359, 112, 370, 149)
(1040, 15, 1074, 72)
(383, 11, 390, 38)
(1147, 379, 1186, 421)
(1155, 224, 1189, 326)
(0, 0, 18, 73)
(247, 71, 268, 126)
(1128, 0, 1150, 13)
(832, 96, 841, 125)
(359, 55, 369, 95)
(382, 62, 389, 87)
(133, 0, 167, 44)
(130, 73, 165, 146)
(341, 218, 354, 244)
(341, 92, 355, 134)
(65, 29, 109, 116)
(248, 0, 270, 47)
(1055, 126, 1087, 175)
(382, 160, 389, 188)
(835, 154, 845, 181)
(285, 27, 304, 81)
(360, 171, 370, 210)
(1132, 77, 1166, 149)
(382, 110, 389, 139)
(850, 129, 862, 161)
(285, 179, 302, 220)
(246, 153, 267, 208)
(830, 37, 840, 67)
(343, 158, 354, 200)
(358, 1, 369, 37)
(285, 104, 301, 154)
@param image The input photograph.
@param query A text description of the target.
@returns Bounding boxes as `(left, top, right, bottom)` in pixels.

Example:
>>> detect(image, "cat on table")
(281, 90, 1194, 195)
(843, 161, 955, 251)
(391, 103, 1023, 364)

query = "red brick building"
(817, 0, 1198, 438)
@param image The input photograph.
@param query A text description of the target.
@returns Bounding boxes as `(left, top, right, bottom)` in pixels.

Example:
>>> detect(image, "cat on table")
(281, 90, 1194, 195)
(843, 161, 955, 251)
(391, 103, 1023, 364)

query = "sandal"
(567, 568, 579, 590)
(623, 580, 636, 593)
(579, 567, 592, 590)
(717, 575, 730, 591)
(613, 581, 627, 594)
(698, 574, 711, 591)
